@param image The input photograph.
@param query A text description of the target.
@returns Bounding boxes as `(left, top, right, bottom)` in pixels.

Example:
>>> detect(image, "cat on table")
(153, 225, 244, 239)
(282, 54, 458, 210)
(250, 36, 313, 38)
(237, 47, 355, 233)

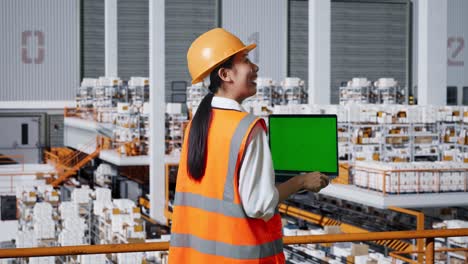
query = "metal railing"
(279, 204, 468, 263)
(391, 247, 468, 264)
(0, 228, 467, 263)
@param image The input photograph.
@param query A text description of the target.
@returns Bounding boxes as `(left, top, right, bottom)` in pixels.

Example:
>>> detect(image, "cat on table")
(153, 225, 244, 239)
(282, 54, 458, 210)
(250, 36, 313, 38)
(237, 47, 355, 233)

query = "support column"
(104, 0, 118, 77)
(149, 0, 166, 224)
(308, 0, 331, 105)
(417, 0, 447, 105)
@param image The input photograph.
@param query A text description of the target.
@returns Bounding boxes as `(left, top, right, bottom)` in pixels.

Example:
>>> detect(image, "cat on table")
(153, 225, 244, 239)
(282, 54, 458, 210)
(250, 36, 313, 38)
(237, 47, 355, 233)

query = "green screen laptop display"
(268, 115, 338, 180)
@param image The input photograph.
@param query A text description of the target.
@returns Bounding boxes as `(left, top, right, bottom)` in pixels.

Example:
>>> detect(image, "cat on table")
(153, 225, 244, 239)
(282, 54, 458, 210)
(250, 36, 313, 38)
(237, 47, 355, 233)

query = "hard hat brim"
(191, 43, 257, 85)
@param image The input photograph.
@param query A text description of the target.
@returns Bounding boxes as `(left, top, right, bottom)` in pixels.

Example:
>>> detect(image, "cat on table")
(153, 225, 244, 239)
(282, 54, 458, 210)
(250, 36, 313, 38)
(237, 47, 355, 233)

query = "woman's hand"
(300, 172, 330, 192)
(276, 172, 330, 203)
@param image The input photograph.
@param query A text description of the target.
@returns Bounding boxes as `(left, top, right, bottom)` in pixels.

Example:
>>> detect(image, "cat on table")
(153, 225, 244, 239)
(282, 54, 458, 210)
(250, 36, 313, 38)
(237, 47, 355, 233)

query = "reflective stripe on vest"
(223, 114, 258, 202)
(171, 233, 283, 260)
(174, 191, 246, 218)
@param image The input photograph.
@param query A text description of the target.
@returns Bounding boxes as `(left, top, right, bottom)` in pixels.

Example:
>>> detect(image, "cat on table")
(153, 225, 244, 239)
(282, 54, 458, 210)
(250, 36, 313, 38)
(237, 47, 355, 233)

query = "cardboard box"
(351, 243, 369, 256)
(415, 136, 433, 144)
(324, 226, 342, 234)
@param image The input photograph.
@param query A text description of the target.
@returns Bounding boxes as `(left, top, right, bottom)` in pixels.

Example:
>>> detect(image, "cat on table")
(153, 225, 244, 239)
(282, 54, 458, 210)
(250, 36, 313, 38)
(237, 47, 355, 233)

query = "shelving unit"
(114, 103, 142, 156)
(139, 104, 150, 156)
(340, 85, 376, 105)
(447, 240, 468, 263)
(382, 124, 411, 163)
(127, 77, 149, 111)
(412, 123, 440, 161)
(282, 77, 307, 105)
(78, 201, 93, 245)
(165, 104, 188, 156)
(350, 123, 382, 162)
(339, 78, 405, 105)
(338, 123, 351, 161)
(374, 78, 405, 105)
(341, 121, 468, 164)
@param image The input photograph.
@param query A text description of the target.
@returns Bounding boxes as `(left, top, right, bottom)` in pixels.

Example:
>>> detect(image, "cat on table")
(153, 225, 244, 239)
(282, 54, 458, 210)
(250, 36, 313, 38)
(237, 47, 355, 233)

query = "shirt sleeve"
(238, 122, 279, 222)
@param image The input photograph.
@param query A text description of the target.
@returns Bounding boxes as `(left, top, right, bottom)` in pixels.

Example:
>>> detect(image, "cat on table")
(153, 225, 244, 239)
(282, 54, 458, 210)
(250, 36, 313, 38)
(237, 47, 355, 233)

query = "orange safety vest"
(169, 108, 285, 263)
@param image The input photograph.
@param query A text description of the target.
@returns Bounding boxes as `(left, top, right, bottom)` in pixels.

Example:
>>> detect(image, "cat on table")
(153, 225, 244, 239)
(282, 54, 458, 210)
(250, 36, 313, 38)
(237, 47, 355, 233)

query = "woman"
(169, 28, 329, 264)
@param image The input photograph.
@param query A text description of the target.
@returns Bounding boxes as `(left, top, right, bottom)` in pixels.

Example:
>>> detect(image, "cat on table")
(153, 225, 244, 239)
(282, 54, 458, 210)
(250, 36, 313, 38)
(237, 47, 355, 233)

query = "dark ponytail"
(187, 56, 234, 180)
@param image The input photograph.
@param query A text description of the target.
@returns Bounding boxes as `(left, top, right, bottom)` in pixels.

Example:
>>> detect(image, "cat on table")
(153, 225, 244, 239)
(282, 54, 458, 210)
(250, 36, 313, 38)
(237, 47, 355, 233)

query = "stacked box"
(29, 257, 55, 264)
(355, 161, 468, 193)
(71, 186, 92, 204)
(79, 254, 107, 264)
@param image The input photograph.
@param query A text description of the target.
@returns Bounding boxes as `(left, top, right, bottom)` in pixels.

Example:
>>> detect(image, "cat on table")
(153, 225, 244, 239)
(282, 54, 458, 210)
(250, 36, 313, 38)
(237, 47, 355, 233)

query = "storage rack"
(376, 85, 405, 105)
(338, 123, 351, 161)
(412, 123, 440, 162)
(342, 121, 468, 164)
(339, 85, 377, 105)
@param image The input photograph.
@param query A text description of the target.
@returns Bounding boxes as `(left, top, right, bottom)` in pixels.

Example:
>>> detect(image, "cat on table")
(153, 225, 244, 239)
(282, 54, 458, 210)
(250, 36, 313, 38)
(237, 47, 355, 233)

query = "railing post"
(388, 206, 425, 263)
(417, 212, 425, 263)
(425, 237, 435, 264)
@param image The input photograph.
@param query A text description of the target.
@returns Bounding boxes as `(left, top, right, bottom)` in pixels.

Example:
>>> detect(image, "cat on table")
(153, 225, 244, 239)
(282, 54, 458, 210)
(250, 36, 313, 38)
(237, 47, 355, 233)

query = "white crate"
(71, 186, 92, 203)
(63, 217, 86, 232)
(79, 254, 107, 264)
(355, 255, 370, 264)
(59, 201, 79, 219)
(111, 214, 133, 234)
(16, 230, 37, 248)
(444, 220, 468, 244)
(29, 257, 55, 264)
(283, 226, 298, 236)
(117, 252, 144, 264)
(332, 243, 352, 258)
(59, 229, 85, 246)
(33, 217, 55, 239)
(113, 199, 136, 214)
(93, 200, 114, 218)
(33, 203, 53, 219)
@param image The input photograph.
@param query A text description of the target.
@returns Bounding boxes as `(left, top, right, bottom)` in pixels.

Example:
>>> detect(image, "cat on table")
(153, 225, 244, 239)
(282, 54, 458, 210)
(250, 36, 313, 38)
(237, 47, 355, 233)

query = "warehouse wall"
(447, 0, 468, 104)
(0, 0, 79, 102)
(411, 0, 468, 105)
(165, 0, 217, 102)
(48, 114, 64, 147)
(82, 0, 105, 78)
(222, 0, 288, 82)
(288, 0, 410, 104)
(117, 0, 149, 80)
(288, 0, 308, 86)
(81, 0, 217, 102)
(330, 1, 409, 104)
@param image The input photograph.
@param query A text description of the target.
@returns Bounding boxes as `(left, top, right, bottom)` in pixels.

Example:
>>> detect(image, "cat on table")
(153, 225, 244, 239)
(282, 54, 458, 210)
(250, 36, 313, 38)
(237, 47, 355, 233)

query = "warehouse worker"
(168, 28, 329, 263)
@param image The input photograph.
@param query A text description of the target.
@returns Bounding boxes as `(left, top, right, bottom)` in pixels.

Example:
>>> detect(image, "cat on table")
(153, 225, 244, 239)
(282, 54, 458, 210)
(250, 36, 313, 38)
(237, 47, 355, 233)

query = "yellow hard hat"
(187, 28, 257, 84)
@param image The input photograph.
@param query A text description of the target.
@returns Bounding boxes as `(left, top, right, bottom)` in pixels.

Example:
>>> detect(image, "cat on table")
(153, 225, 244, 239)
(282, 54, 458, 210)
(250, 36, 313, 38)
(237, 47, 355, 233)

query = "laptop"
(268, 114, 339, 183)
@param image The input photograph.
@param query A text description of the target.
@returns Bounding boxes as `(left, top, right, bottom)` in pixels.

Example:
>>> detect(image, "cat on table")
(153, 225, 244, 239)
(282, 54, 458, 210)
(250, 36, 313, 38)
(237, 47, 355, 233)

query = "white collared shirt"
(212, 96, 279, 221)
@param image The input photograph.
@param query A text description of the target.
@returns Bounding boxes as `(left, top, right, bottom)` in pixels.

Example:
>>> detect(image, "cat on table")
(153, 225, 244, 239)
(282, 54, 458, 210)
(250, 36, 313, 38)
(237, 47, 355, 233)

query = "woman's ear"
(218, 67, 232, 83)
